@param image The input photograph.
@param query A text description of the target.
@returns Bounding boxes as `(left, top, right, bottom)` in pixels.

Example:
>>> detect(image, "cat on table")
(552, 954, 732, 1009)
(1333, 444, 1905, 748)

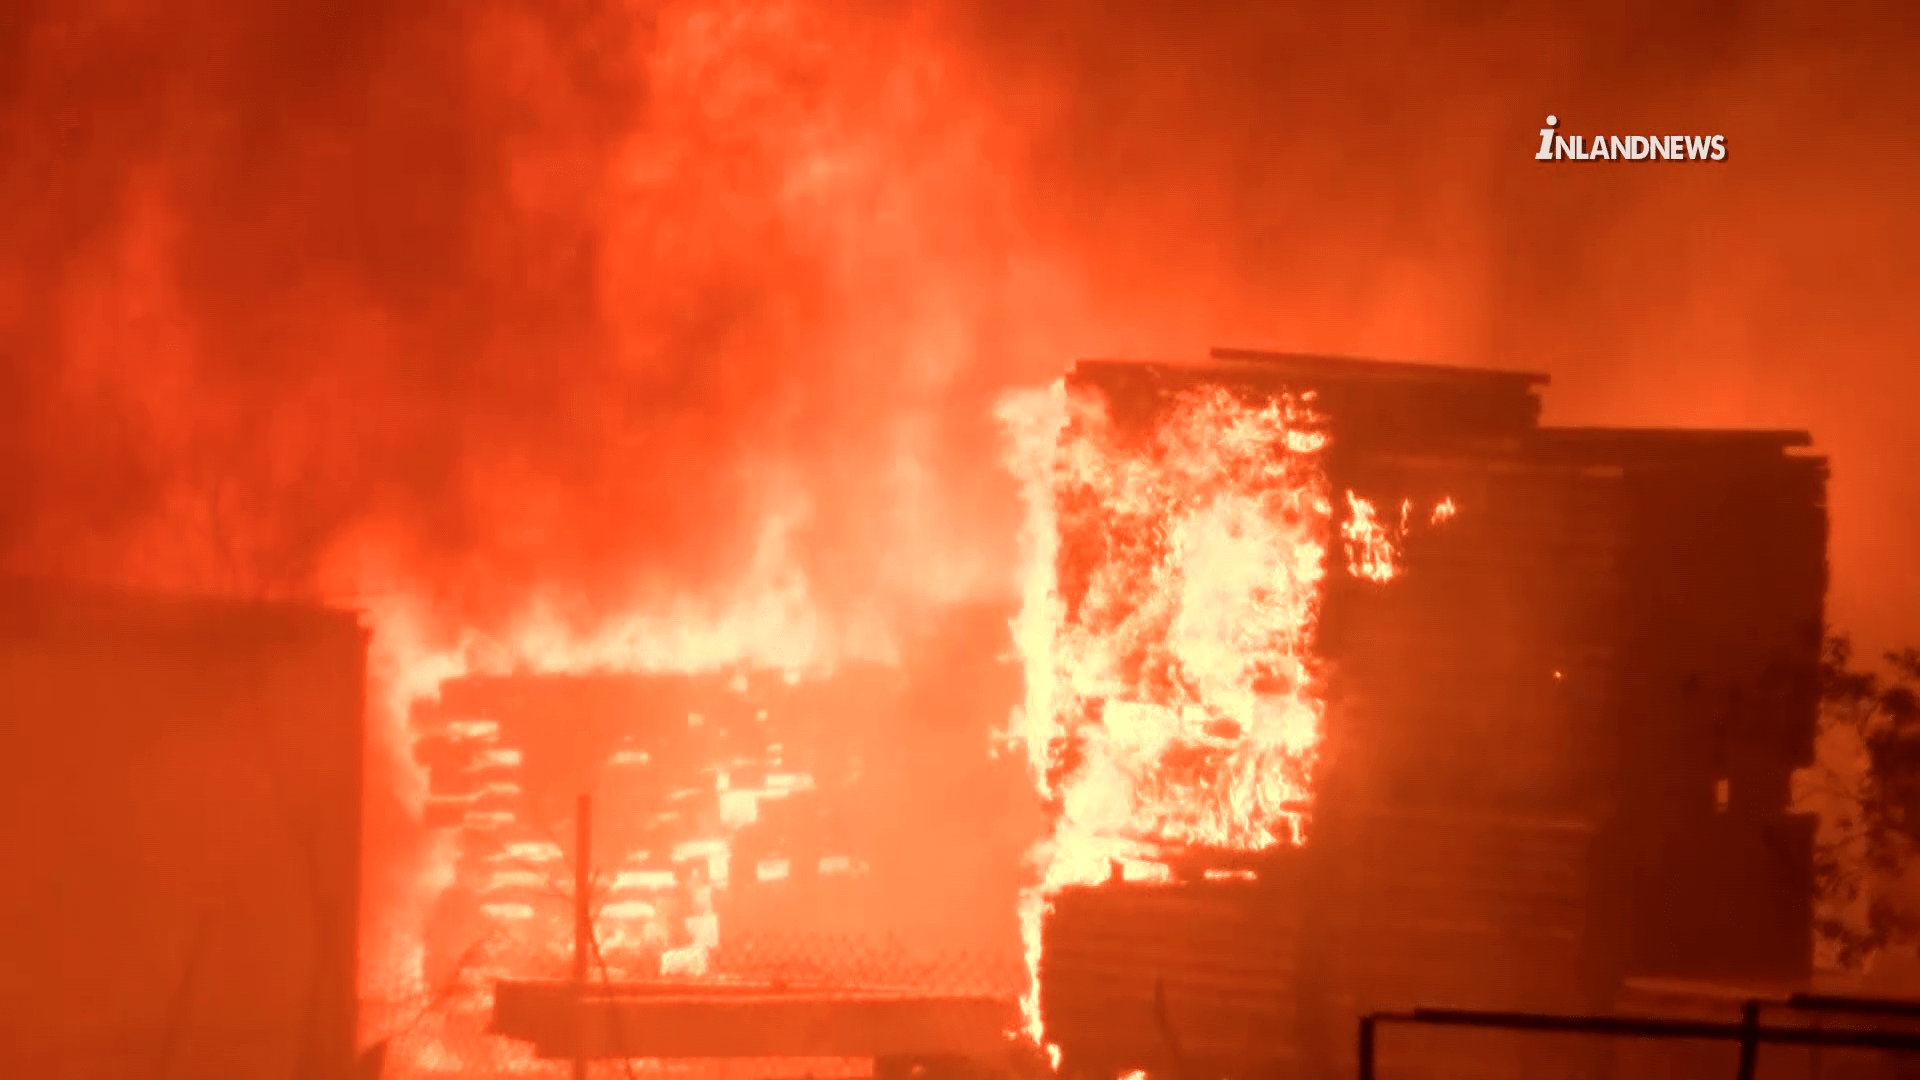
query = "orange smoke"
(6, 1, 1918, 703)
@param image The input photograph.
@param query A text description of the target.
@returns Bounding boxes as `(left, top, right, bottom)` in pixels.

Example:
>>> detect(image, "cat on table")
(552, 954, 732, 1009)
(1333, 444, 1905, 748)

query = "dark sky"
(1, 0, 1915, 648)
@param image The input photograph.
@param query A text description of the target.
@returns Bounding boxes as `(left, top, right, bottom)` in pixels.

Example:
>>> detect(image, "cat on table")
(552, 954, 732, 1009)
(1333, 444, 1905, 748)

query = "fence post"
(1736, 1001, 1760, 1080)
(574, 794, 592, 1080)
(1358, 1016, 1376, 1080)
(1811, 1012, 1824, 1080)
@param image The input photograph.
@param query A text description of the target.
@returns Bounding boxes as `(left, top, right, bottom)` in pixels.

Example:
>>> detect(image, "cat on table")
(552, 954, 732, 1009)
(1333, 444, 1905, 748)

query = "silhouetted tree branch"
(1808, 635, 1920, 969)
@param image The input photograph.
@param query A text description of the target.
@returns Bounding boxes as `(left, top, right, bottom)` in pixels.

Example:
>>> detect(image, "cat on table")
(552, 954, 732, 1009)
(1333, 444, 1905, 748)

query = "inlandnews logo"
(1536, 115, 1726, 162)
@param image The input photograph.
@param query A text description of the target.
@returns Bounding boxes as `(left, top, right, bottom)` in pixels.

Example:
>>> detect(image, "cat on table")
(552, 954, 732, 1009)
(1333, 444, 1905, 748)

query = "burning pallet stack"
(410, 670, 886, 991)
(419, 613, 1035, 1077)
(411, 606, 1033, 1020)
(1039, 350, 1827, 1080)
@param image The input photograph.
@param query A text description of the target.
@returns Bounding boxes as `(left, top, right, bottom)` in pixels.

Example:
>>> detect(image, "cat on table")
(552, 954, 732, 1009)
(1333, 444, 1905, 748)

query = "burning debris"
(1001, 378, 1332, 1047)
(998, 366, 1463, 1051)
(1020, 384, 1332, 860)
(392, 607, 1032, 1076)
(0, 348, 1838, 1080)
(996, 349, 1830, 1080)
(413, 670, 872, 994)
(1340, 493, 1397, 583)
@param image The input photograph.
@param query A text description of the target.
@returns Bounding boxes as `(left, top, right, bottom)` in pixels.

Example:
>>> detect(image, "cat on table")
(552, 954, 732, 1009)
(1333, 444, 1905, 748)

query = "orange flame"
(1342, 491, 1398, 583)
(999, 381, 1332, 1046)
(998, 379, 1465, 1052)
(1340, 492, 1459, 584)
(356, 514, 874, 1076)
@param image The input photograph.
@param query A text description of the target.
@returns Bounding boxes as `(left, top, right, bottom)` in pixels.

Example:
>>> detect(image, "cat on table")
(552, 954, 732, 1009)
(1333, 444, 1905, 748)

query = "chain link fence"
(364, 932, 1028, 1079)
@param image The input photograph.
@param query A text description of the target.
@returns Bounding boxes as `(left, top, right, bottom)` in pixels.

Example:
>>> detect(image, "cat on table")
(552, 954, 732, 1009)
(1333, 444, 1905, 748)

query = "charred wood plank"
(489, 980, 1020, 1061)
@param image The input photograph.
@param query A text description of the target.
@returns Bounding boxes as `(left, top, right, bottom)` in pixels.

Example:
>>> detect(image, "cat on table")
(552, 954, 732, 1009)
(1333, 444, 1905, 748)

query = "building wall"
(0, 580, 367, 1080)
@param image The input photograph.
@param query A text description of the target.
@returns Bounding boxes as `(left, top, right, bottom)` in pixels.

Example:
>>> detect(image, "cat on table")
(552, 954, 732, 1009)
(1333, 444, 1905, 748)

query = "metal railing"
(1358, 997, 1920, 1080)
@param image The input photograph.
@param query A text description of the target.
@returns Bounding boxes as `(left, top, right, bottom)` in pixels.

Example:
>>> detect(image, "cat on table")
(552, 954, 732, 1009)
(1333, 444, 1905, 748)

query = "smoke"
(0, 0, 1067, 636)
(955, 0, 1920, 646)
(5, 0, 1919, 1016)
(6, 0, 1918, 637)
(1, 0, 1086, 1012)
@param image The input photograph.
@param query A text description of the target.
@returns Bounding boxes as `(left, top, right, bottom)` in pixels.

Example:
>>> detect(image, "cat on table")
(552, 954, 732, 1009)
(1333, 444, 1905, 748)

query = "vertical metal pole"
(1358, 1016, 1376, 1080)
(1810, 1013, 1824, 1080)
(1735, 1001, 1760, 1080)
(573, 793, 592, 1080)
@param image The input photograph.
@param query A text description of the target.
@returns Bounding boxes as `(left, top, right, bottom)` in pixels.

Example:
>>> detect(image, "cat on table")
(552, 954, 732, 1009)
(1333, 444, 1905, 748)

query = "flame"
(999, 381, 1333, 1045)
(357, 510, 882, 1077)
(363, 379, 1467, 1078)
(1341, 492, 1460, 583)
(998, 377, 1466, 1052)
(1342, 491, 1398, 583)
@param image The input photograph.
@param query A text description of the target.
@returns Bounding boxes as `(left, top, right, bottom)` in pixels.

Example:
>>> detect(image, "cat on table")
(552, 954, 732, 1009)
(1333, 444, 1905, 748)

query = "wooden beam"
(490, 981, 1020, 1061)
(1207, 347, 1551, 387)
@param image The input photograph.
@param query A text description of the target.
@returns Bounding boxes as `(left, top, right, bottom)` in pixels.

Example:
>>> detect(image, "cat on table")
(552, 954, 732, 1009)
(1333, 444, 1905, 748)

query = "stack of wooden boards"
(1042, 350, 1831, 1079)
(1040, 812, 1605, 1080)
(1040, 853, 1312, 1078)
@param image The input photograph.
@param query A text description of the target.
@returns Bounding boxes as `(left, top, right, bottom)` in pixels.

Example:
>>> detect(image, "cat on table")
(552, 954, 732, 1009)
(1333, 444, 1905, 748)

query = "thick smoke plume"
(0, 0, 1062, 632)
(5, 0, 1918, 644)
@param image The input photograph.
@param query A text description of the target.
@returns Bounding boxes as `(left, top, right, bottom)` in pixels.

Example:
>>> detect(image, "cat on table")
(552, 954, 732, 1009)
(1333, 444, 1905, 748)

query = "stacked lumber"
(1325, 811, 1601, 1007)
(1532, 429, 1828, 981)
(1301, 811, 1606, 1080)
(1530, 428, 1828, 818)
(1039, 850, 1311, 1079)
(1038, 814, 1604, 1080)
(1069, 351, 1547, 452)
(1316, 451, 1626, 820)
(1041, 351, 1833, 1079)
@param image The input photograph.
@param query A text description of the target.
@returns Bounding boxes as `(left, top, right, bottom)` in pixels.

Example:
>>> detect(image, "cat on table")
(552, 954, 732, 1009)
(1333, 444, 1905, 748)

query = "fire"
(1342, 491, 1397, 583)
(998, 376, 1458, 1053)
(999, 380, 1333, 1046)
(358, 520, 873, 1077)
(1341, 491, 1460, 584)
(360, 372, 1466, 1075)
